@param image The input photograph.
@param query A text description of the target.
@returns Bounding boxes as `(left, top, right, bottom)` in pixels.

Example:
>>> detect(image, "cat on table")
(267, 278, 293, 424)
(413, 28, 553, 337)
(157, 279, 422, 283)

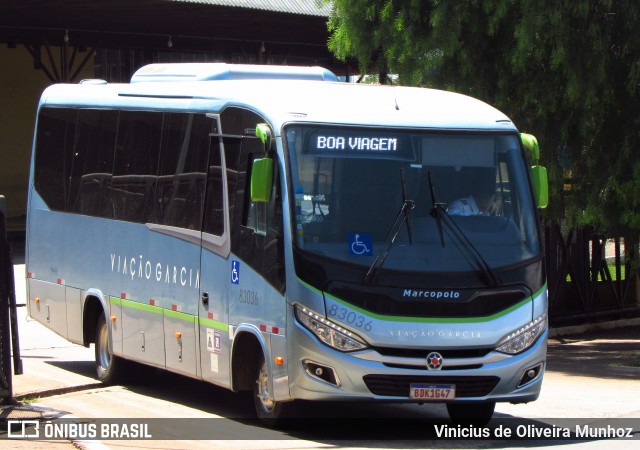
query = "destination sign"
(306, 128, 414, 159)
(316, 135, 398, 152)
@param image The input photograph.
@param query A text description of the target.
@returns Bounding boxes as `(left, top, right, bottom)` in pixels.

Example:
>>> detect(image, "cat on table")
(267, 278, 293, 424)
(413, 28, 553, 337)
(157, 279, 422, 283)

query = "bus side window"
(238, 137, 284, 293)
(157, 113, 211, 230)
(244, 152, 268, 236)
(112, 111, 162, 223)
(68, 109, 117, 218)
(34, 107, 78, 212)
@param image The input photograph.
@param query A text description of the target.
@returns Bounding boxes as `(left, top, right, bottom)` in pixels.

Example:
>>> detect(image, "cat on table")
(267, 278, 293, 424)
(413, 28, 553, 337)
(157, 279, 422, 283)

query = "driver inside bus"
(447, 170, 502, 216)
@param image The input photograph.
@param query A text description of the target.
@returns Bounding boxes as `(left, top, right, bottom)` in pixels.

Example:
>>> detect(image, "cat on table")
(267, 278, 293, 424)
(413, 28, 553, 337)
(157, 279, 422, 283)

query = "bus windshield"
(286, 125, 540, 274)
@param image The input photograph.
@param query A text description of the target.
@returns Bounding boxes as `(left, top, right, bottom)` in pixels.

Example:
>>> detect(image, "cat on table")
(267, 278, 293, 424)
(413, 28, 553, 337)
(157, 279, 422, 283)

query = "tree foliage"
(327, 0, 640, 236)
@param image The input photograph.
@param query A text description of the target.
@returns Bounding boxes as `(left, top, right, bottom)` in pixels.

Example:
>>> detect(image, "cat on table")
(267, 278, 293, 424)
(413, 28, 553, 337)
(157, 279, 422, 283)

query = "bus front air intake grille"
(363, 375, 500, 397)
(372, 346, 492, 359)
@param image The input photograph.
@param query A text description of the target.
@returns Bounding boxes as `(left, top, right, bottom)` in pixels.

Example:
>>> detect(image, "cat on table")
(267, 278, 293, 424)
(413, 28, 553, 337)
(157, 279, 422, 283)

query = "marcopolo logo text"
(402, 289, 461, 300)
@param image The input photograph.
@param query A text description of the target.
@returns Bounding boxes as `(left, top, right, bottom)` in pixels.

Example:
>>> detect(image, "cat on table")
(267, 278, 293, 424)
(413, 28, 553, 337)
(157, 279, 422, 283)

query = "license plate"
(409, 384, 456, 400)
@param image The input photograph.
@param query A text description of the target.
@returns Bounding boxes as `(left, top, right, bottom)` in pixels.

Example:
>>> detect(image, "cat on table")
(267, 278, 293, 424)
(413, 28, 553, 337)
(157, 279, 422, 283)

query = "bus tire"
(94, 313, 125, 385)
(446, 401, 495, 426)
(253, 353, 286, 427)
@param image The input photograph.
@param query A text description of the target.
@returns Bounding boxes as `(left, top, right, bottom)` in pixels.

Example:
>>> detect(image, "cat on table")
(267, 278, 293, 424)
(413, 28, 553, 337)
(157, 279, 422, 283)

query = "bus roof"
(39, 64, 516, 133)
(129, 63, 339, 83)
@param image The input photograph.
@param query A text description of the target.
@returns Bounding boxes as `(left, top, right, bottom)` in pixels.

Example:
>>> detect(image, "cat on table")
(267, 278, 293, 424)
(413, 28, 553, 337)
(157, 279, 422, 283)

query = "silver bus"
(26, 63, 549, 425)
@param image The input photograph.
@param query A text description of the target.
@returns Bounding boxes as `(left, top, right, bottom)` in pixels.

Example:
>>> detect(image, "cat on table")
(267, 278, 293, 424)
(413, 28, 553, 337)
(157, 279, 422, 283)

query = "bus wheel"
(253, 354, 286, 427)
(446, 401, 495, 426)
(95, 314, 125, 385)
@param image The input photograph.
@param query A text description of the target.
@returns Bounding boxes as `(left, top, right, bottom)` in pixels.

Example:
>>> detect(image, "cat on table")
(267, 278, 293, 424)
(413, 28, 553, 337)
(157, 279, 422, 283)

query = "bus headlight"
(495, 313, 547, 355)
(294, 304, 368, 352)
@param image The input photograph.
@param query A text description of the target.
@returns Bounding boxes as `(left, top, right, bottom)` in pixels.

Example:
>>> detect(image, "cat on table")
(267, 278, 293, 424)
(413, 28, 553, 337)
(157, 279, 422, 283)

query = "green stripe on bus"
(111, 296, 228, 330)
(298, 277, 323, 296)
(116, 297, 162, 314)
(198, 317, 228, 332)
(531, 283, 547, 301)
(299, 277, 547, 324)
(164, 308, 196, 323)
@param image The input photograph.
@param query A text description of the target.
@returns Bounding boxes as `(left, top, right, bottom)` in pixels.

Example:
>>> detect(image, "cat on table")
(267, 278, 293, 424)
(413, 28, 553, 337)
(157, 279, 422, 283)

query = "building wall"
(0, 46, 94, 231)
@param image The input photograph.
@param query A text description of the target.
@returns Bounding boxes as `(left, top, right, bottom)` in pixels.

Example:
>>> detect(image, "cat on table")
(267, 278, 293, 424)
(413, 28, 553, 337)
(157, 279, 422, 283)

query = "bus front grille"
(363, 375, 500, 397)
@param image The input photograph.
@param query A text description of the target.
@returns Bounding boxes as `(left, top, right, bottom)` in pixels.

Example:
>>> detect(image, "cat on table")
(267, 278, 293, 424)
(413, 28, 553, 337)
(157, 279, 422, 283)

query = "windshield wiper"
(428, 171, 446, 247)
(427, 172, 501, 288)
(364, 169, 414, 284)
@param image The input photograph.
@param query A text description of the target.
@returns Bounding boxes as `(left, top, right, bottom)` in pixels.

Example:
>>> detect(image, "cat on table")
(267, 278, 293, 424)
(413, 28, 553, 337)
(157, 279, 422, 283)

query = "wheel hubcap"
(257, 361, 275, 412)
(97, 320, 110, 370)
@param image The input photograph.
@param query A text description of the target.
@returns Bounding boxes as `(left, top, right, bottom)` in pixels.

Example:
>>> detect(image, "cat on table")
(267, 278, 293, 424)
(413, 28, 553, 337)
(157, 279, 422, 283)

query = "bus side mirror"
(256, 123, 272, 149)
(530, 165, 548, 209)
(251, 158, 273, 203)
(520, 133, 548, 208)
(520, 133, 540, 162)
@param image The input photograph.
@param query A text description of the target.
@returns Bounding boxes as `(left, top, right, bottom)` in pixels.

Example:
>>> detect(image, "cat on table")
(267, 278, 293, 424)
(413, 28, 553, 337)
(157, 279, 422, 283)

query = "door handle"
(201, 292, 209, 306)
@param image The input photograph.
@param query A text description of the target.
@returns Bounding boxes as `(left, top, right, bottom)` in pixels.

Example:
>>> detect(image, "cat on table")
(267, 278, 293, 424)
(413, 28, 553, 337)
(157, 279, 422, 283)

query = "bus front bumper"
(287, 317, 547, 405)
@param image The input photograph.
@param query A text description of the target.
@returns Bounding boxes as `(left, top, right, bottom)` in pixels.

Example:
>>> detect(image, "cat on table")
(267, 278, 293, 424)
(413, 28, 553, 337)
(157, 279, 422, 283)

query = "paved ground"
(2, 262, 640, 448)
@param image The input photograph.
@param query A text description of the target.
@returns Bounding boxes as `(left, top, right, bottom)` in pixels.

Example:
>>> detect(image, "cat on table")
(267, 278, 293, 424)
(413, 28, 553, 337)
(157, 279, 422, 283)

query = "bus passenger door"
(198, 121, 232, 387)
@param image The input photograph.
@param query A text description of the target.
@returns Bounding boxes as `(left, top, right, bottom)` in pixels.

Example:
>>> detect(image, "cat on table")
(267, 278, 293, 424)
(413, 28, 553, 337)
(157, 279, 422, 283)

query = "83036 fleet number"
(328, 304, 373, 332)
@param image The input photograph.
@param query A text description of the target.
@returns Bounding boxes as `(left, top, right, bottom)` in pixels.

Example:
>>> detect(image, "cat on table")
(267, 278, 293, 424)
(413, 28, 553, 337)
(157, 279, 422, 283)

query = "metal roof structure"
(168, 0, 331, 16)
(0, 0, 343, 79)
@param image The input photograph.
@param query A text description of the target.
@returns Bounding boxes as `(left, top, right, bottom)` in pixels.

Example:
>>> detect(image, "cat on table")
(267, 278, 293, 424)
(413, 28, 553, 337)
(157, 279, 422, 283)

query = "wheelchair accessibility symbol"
(231, 260, 240, 284)
(349, 233, 372, 256)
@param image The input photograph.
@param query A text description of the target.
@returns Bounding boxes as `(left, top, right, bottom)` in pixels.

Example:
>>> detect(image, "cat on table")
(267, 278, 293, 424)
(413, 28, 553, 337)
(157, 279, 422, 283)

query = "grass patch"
(565, 263, 626, 282)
